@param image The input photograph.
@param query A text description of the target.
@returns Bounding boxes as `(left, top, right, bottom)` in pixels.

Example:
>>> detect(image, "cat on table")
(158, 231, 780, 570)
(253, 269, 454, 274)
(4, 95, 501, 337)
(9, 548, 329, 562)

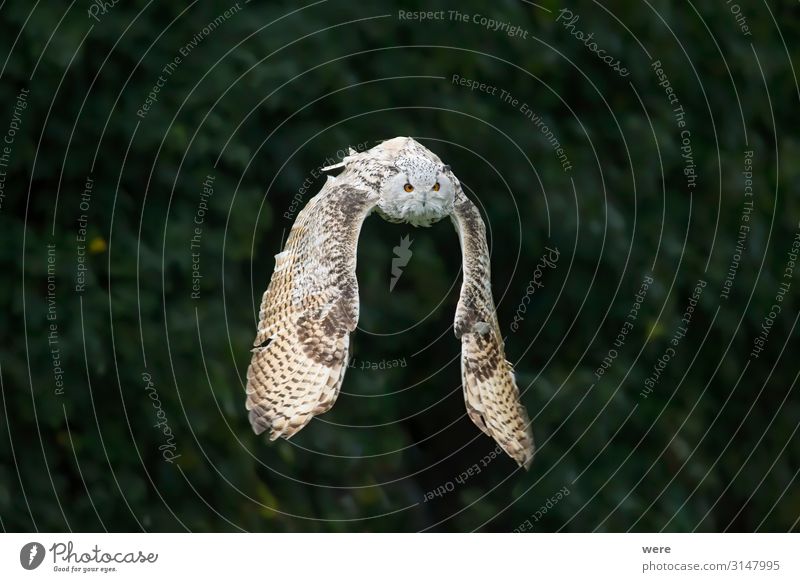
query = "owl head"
(375, 139, 456, 227)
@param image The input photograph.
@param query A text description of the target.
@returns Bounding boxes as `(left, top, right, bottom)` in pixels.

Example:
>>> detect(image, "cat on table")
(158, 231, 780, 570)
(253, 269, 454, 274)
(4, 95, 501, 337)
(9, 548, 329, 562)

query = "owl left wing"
(246, 179, 378, 440)
(450, 188, 535, 469)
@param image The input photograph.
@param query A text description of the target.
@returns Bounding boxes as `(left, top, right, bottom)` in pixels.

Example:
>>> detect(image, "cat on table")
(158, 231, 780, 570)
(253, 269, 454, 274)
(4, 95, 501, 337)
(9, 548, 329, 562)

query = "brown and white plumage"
(246, 182, 377, 439)
(452, 195, 535, 468)
(246, 137, 535, 468)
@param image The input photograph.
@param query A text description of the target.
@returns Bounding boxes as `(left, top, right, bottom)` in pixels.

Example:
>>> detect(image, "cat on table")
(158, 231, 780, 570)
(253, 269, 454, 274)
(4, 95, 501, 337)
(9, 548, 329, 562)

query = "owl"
(246, 137, 534, 468)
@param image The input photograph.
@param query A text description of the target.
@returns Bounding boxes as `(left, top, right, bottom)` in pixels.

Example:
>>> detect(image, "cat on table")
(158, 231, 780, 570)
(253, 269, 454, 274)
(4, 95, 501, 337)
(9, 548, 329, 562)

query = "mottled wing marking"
(451, 189, 535, 469)
(246, 181, 378, 440)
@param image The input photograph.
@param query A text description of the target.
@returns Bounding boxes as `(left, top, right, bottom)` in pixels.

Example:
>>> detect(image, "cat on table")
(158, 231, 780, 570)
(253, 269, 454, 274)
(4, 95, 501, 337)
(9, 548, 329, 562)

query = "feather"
(451, 191, 535, 469)
(246, 137, 534, 469)
(245, 180, 378, 441)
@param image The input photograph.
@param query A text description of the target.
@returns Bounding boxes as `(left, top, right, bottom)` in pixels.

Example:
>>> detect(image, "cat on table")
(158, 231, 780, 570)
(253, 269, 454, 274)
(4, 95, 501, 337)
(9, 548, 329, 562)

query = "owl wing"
(246, 179, 379, 440)
(450, 190, 535, 469)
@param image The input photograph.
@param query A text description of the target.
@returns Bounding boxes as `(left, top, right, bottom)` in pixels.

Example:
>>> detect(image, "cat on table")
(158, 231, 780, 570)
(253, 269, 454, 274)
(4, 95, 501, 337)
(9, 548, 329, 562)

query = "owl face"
(377, 158, 455, 227)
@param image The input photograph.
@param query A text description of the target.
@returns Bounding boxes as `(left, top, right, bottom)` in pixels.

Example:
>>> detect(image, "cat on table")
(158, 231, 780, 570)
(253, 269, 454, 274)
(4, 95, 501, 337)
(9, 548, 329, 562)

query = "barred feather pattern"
(451, 191, 535, 469)
(245, 181, 378, 440)
(246, 137, 534, 469)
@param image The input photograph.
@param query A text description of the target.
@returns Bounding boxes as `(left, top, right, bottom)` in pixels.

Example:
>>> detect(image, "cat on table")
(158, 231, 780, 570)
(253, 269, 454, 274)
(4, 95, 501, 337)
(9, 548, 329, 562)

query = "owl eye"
(403, 183, 414, 192)
(432, 182, 440, 192)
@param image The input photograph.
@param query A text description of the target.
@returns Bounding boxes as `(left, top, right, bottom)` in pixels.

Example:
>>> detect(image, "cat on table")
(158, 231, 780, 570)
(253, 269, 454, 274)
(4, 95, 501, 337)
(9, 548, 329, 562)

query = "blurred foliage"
(1, 0, 798, 532)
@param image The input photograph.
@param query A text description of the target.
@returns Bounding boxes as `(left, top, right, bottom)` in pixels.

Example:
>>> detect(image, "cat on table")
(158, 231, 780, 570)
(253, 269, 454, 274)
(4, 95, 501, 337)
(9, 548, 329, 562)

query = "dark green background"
(1, 0, 798, 532)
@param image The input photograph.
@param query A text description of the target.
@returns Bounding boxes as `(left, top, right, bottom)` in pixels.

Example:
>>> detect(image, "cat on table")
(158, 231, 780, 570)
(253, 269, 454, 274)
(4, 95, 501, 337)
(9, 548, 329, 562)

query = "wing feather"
(246, 180, 378, 440)
(451, 190, 535, 468)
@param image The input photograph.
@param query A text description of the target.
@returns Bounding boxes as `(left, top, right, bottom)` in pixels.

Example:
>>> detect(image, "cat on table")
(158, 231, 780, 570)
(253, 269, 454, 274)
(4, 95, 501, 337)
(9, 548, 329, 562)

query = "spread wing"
(451, 189, 535, 469)
(246, 179, 378, 440)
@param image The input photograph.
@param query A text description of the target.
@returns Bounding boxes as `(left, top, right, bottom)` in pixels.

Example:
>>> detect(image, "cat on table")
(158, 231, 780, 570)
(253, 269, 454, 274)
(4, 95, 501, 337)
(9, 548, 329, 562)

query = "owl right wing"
(450, 189, 535, 469)
(246, 179, 379, 440)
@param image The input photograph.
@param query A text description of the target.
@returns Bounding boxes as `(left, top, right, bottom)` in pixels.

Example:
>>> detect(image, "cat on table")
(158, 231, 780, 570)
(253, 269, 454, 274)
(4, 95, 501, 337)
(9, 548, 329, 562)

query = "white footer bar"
(1, 533, 797, 581)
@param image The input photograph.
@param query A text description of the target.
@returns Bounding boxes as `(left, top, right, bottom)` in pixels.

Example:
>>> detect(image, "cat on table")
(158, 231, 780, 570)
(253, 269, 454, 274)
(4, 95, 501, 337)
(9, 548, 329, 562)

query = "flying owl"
(246, 137, 534, 468)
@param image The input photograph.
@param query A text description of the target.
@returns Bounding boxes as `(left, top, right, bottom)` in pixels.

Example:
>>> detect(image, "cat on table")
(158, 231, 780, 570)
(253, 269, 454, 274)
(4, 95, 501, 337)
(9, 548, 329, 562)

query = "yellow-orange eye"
(403, 183, 414, 192)
(432, 182, 440, 192)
